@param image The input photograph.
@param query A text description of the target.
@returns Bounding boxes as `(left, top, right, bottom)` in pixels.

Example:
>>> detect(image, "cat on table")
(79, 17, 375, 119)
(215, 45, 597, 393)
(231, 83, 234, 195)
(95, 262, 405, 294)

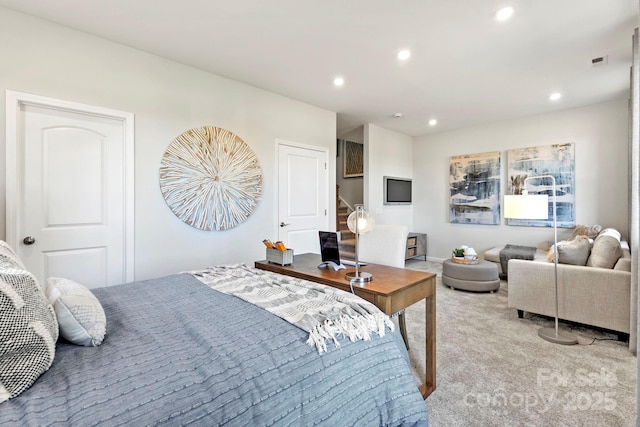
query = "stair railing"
(338, 195, 355, 213)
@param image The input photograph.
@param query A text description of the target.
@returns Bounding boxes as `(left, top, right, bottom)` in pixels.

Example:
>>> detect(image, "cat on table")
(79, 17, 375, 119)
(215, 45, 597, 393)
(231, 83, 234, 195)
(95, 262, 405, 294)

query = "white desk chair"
(358, 224, 410, 348)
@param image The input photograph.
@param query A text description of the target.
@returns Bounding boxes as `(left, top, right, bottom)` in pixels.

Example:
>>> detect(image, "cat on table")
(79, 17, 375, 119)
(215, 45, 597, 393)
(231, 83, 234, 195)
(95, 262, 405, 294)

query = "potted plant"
(452, 245, 478, 264)
(453, 247, 466, 257)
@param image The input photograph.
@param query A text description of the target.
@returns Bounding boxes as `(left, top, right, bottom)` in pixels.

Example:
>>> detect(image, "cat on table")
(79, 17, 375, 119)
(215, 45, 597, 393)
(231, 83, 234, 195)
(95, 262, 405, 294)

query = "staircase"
(337, 206, 356, 261)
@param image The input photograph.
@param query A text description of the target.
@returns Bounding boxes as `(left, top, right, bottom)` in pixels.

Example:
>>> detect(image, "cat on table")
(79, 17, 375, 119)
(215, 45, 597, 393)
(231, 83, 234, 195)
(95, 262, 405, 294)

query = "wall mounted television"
(383, 176, 412, 205)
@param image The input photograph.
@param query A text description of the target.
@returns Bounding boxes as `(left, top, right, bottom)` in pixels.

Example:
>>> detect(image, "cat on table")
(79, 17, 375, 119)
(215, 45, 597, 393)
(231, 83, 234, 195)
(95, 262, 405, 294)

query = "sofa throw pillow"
(46, 277, 106, 347)
(0, 269, 58, 403)
(572, 224, 602, 239)
(586, 235, 622, 269)
(547, 236, 591, 266)
(597, 228, 622, 241)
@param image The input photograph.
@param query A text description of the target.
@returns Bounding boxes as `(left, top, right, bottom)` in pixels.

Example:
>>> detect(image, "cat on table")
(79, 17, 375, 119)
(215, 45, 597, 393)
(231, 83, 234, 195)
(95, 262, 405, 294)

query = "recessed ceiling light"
(549, 92, 562, 101)
(333, 77, 345, 87)
(495, 6, 514, 21)
(393, 113, 403, 118)
(397, 50, 411, 61)
(429, 119, 438, 126)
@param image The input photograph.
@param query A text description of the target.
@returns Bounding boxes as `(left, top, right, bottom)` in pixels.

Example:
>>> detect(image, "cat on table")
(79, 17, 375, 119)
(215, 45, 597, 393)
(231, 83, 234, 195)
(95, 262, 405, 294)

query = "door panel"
(45, 128, 104, 225)
(278, 142, 329, 255)
(18, 104, 124, 288)
(44, 248, 107, 288)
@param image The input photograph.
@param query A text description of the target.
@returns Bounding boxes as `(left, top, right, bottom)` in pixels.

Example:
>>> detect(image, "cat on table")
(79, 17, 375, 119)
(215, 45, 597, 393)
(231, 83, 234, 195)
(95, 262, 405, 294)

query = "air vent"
(592, 55, 608, 66)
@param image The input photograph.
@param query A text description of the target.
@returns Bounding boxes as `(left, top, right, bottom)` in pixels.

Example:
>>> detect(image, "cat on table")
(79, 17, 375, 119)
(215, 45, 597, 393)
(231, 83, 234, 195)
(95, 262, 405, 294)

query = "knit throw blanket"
(499, 244, 536, 279)
(189, 264, 394, 354)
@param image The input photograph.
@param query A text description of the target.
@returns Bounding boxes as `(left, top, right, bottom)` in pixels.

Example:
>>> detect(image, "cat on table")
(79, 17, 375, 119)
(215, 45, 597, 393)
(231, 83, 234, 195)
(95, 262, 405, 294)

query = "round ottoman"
(442, 259, 500, 292)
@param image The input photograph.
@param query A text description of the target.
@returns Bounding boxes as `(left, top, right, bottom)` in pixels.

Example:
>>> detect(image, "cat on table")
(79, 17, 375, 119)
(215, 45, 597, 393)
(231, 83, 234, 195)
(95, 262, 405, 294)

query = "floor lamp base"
(538, 327, 578, 345)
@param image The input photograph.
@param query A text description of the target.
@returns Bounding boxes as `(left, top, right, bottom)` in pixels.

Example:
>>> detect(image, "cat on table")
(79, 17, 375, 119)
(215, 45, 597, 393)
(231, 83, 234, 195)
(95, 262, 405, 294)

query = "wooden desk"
(255, 253, 436, 398)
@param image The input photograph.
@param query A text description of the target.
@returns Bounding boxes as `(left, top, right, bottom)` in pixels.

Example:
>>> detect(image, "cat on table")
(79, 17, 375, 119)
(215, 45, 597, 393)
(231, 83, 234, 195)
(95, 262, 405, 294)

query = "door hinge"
(324, 162, 327, 170)
(324, 209, 327, 215)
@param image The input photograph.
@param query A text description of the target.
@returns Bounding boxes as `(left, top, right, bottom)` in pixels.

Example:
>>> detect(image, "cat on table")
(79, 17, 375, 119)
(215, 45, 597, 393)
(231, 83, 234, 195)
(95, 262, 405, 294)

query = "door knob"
(280, 222, 290, 227)
(23, 236, 36, 245)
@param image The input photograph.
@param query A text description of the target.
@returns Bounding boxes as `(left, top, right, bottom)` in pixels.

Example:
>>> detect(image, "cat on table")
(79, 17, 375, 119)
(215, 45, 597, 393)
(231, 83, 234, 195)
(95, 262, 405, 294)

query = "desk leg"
(420, 291, 436, 398)
(398, 312, 410, 350)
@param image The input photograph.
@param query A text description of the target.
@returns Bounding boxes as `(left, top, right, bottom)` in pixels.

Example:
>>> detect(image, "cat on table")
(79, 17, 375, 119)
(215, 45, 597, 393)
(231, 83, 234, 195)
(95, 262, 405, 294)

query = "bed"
(1, 252, 429, 426)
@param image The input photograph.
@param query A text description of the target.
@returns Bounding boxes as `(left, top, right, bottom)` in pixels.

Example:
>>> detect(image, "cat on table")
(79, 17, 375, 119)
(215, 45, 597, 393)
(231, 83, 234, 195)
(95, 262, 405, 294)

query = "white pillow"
(46, 278, 106, 347)
(597, 228, 622, 241)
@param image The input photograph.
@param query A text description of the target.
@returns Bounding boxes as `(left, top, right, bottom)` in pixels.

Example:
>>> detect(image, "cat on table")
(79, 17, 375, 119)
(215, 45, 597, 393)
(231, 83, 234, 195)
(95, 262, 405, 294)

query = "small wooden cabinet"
(406, 232, 427, 261)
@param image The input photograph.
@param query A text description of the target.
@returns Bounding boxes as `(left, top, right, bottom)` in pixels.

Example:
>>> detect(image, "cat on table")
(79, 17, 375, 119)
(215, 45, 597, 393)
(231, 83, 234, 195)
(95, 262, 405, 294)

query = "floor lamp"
(345, 205, 374, 284)
(504, 175, 578, 345)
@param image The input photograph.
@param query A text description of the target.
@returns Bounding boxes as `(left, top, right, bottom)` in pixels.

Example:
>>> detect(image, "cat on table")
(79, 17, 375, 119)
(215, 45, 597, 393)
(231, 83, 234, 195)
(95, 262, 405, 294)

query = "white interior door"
(277, 141, 329, 255)
(6, 92, 134, 288)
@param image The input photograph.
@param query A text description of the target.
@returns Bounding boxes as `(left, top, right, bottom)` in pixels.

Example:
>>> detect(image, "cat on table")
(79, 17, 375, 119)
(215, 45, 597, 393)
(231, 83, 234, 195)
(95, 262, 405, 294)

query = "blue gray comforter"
(1, 273, 428, 426)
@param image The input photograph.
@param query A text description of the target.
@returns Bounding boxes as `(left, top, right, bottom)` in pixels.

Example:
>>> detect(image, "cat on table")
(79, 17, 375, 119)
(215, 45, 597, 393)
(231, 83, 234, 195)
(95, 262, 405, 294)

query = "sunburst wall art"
(159, 126, 263, 231)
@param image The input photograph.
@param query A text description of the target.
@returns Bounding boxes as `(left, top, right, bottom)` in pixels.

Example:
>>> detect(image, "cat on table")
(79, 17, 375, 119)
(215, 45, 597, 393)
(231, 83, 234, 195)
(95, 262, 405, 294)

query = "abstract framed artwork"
(343, 140, 364, 178)
(507, 142, 575, 228)
(159, 126, 263, 231)
(449, 151, 501, 225)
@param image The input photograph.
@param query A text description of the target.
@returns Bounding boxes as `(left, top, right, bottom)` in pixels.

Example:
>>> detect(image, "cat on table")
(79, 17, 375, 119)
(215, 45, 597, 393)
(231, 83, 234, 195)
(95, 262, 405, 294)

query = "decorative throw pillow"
(0, 240, 25, 271)
(0, 269, 58, 403)
(46, 278, 106, 347)
(547, 236, 591, 265)
(586, 231, 622, 269)
(573, 224, 602, 239)
(597, 228, 622, 241)
(547, 242, 563, 262)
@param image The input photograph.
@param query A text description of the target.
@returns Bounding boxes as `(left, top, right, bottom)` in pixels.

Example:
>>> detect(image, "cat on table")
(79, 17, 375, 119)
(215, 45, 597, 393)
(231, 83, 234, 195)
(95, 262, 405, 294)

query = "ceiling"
(1, 0, 637, 136)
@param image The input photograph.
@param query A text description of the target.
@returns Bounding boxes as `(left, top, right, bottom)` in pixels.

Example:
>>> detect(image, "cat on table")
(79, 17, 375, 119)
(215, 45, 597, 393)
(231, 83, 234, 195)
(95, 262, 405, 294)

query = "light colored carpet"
(404, 259, 637, 426)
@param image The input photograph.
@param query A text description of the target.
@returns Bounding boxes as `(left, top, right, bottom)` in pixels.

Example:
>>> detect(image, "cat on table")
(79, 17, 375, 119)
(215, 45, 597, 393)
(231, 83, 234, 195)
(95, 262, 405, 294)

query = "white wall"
(0, 8, 337, 280)
(365, 124, 414, 228)
(336, 126, 364, 208)
(414, 98, 629, 260)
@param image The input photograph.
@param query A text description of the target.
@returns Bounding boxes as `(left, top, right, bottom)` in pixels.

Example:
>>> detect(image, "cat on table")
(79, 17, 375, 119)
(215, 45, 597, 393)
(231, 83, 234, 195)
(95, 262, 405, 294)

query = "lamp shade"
(503, 194, 549, 219)
(347, 207, 374, 234)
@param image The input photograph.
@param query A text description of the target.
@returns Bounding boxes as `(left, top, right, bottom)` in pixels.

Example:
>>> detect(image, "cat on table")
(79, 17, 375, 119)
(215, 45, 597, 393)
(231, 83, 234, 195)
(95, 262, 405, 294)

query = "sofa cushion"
(484, 245, 548, 263)
(483, 246, 502, 263)
(614, 244, 632, 272)
(547, 236, 591, 266)
(614, 256, 632, 272)
(587, 233, 622, 269)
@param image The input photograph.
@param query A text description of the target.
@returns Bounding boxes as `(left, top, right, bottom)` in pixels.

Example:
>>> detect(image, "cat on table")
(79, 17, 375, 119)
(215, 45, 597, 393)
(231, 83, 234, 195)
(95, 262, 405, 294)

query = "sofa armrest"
(508, 259, 631, 333)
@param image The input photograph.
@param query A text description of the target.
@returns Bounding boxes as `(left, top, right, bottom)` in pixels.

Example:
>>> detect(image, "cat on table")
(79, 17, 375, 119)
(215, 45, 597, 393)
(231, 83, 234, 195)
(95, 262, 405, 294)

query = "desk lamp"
(345, 205, 374, 284)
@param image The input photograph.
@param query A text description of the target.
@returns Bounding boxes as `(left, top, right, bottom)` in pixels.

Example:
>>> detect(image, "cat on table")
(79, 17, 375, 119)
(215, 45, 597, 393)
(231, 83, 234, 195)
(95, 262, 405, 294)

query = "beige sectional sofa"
(487, 228, 634, 344)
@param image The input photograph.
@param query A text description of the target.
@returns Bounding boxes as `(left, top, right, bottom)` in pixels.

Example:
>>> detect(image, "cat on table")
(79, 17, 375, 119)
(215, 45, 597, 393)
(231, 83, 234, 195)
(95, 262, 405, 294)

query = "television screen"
(384, 176, 412, 205)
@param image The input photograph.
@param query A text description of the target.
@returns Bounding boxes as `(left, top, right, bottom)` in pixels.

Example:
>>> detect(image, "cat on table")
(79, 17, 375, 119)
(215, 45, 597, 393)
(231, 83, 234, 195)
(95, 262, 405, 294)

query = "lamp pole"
(525, 175, 577, 345)
(354, 206, 361, 278)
